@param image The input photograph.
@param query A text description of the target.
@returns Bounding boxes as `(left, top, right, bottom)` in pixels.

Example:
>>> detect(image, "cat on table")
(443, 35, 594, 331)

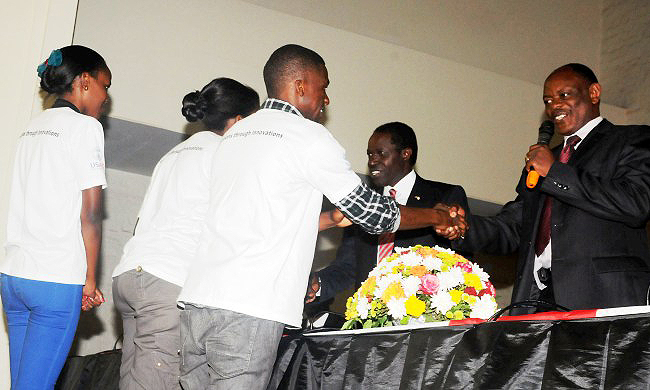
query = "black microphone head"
(537, 120, 554, 145)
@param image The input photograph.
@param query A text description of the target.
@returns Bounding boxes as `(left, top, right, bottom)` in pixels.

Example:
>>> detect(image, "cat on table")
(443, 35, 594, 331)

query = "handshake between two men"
(308, 203, 467, 305)
(321, 203, 468, 238)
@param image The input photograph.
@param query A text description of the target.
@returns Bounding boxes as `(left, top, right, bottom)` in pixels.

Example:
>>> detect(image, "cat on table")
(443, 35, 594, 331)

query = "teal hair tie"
(37, 49, 63, 77)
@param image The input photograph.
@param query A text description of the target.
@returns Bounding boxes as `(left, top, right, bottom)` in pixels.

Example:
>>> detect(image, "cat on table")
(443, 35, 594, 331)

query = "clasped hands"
(433, 203, 468, 241)
(81, 281, 105, 311)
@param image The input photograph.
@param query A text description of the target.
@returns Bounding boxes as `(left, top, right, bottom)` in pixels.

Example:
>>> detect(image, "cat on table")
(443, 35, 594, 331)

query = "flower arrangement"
(342, 245, 498, 329)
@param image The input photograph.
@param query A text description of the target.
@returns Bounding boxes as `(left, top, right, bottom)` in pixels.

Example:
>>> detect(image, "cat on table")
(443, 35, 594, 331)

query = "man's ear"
(589, 82, 601, 104)
(401, 148, 412, 161)
(295, 79, 305, 97)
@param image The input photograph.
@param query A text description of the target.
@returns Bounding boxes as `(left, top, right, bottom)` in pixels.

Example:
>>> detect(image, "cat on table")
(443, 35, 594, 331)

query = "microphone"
(526, 120, 554, 188)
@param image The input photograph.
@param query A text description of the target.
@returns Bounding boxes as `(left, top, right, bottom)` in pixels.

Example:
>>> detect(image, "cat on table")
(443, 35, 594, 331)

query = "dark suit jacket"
(318, 174, 470, 301)
(458, 119, 650, 314)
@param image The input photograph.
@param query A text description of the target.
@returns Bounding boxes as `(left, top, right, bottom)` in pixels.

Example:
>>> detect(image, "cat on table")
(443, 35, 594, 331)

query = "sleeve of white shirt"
(73, 118, 107, 190)
(299, 125, 361, 203)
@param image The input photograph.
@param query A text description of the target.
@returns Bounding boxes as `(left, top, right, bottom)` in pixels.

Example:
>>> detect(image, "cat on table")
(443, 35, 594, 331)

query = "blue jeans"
(179, 305, 284, 390)
(1, 274, 82, 390)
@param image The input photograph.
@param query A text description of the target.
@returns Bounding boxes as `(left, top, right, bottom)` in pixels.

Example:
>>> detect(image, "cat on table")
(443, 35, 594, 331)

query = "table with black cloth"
(267, 309, 650, 389)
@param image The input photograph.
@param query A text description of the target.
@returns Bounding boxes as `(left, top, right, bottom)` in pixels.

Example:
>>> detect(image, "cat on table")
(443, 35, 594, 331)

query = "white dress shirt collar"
(383, 170, 416, 205)
(566, 116, 602, 150)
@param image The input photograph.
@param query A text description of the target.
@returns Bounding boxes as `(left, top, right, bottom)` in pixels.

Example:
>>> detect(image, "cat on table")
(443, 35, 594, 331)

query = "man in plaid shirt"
(178, 44, 466, 390)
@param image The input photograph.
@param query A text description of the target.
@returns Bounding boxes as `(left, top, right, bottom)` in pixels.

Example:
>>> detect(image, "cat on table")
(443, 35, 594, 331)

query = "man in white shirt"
(307, 122, 470, 304)
(177, 45, 466, 389)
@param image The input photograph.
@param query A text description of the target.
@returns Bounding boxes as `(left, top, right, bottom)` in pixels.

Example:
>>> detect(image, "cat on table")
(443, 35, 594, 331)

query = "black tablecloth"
(268, 313, 650, 389)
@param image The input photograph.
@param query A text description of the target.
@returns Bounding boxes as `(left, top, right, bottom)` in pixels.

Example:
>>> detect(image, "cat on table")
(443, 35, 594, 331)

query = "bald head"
(263, 44, 326, 98)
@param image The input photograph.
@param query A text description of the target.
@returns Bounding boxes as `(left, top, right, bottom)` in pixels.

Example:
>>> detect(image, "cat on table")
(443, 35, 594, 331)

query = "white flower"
(357, 297, 370, 319)
(374, 273, 402, 298)
(430, 291, 455, 314)
(470, 295, 498, 319)
(399, 251, 424, 267)
(386, 297, 407, 319)
(401, 275, 421, 297)
(422, 256, 443, 272)
(433, 245, 456, 254)
(472, 263, 490, 281)
(408, 316, 427, 325)
(437, 267, 464, 291)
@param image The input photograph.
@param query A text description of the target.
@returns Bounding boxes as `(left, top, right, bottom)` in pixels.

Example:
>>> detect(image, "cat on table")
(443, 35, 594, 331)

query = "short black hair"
(182, 78, 259, 131)
(373, 122, 418, 166)
(551, 63, 599, 85)
(39, 45, 108, 95)
(263, 44, 325, 97)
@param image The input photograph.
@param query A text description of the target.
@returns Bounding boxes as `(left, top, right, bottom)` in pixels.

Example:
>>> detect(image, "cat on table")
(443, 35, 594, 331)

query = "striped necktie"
(377, 188, 397, 263)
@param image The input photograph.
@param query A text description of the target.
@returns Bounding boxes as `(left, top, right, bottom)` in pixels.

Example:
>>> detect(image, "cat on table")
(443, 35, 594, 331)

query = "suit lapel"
(567, 119, 610, 166)
(407, 175, 434, 207)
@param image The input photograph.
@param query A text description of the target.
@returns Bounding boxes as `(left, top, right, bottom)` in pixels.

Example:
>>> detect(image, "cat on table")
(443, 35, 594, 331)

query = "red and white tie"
(377, 188, 397, 263)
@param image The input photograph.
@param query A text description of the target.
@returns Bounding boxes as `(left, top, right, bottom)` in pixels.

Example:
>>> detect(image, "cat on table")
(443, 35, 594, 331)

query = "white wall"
(0, 1, 79, 387)
(601, 0, 650, 125)
(240, 0, 603, 89)
(73, 0, 625, 205)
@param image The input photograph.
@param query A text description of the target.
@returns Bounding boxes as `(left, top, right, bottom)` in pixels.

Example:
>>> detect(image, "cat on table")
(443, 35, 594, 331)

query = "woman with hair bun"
(1, 45, 110, 388)
(112, 77, 260, 390)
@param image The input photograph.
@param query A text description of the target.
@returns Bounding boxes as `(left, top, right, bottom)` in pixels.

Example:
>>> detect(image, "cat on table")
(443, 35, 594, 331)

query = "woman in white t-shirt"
(1, 45, 111, 389)
(111, 78, 260, 390)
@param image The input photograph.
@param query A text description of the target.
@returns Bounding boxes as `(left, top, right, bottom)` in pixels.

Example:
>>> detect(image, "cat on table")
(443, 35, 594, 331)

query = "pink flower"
(455, 262, 472, 273)
(420, 274, 440, 295)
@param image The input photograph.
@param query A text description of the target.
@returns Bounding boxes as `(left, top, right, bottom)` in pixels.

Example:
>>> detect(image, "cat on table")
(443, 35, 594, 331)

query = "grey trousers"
(113, 268, 182, 390)
(179, 305, 284, 390)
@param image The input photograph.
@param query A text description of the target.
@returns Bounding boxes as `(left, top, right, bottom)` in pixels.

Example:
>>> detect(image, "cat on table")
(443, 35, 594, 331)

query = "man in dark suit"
(451, 63, 650, 314)
(306, 122, 470, 303)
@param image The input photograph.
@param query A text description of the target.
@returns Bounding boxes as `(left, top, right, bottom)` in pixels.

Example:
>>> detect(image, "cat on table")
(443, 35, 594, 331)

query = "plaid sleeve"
(334, 182, 400, 234)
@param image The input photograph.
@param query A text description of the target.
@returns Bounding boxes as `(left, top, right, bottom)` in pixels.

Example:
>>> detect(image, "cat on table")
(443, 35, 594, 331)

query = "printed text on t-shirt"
(224, 130, 284, 140)
(20, 130, 60, 138)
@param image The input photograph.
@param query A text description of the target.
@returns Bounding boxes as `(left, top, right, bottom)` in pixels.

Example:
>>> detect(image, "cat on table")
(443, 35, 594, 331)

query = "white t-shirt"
(3, 106, 107, 285)
(178, 108, 361, 327)
(112, 131, 221, 287)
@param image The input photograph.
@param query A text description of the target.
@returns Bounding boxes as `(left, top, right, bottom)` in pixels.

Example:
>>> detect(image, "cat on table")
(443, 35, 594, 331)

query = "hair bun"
(181, 90, 207, 122)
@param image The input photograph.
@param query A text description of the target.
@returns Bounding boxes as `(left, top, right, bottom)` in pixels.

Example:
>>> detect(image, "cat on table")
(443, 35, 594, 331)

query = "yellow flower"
(464, 273, 483, 290)
(469, 296, 477, 304)
(409, 265, 428, 277)
(449, 289, 463, 303)
(369, 300, 378, 316)
(381, 282, 405, 304)
(360, 276, 377, 297)
(445, 311, 454, 319)
(404, 295, 426, 317)
(384, 253, 399, 263)
(453, 310, 465, 320)
(416, 246, 438, 257)
(344, 296, 358, 320)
